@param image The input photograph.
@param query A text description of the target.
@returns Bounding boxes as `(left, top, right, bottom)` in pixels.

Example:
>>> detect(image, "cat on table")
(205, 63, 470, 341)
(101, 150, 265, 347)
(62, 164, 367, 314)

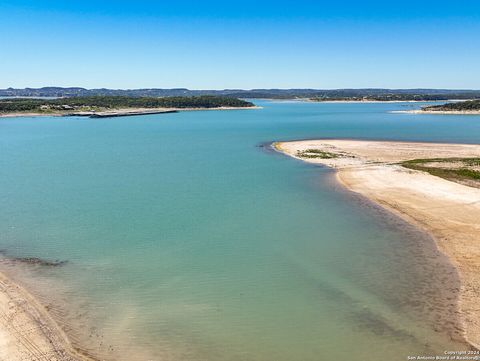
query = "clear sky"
(1, 0, 480, 89)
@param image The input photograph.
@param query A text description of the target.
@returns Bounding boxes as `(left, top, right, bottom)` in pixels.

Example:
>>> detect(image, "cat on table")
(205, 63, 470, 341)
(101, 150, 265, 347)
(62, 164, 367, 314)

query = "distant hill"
(2, 87, 480, 100)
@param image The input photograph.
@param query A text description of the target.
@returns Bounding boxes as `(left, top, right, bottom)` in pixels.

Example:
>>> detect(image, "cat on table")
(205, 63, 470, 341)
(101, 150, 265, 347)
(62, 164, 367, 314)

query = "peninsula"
(419, 100, 480, 114)
(0, 95, 257, 118)
(395, 100, 480, 115)
(275, 139, 480, 349)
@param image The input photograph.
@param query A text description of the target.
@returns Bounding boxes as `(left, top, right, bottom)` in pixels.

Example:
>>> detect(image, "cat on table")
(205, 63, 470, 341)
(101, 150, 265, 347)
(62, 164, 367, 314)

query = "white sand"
(0, 271, 94, 361)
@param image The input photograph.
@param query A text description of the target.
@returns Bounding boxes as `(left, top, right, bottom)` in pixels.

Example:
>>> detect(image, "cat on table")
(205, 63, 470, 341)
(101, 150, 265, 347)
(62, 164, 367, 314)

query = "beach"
(275, 139, 480, 349)
(0, 270, 94, 361)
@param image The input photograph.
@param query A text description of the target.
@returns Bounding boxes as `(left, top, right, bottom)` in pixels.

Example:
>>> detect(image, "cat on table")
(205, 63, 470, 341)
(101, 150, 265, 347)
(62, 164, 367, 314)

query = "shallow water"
(1, 101, 479, 360)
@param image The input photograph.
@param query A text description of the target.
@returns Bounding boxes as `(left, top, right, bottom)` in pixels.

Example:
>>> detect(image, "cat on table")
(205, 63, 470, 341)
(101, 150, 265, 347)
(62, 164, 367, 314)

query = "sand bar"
(275, 139, 480, 349)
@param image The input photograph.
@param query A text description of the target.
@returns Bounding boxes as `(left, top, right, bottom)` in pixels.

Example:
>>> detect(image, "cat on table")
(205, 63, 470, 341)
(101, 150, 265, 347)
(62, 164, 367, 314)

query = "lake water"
(1, 101, 479, 360)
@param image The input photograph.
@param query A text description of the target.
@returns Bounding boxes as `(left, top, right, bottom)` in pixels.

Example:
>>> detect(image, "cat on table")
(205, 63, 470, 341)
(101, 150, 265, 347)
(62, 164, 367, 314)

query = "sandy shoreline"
(0, 269, 95, 361)
(275, 139, 480, 349)
(0, 106, 261, 119)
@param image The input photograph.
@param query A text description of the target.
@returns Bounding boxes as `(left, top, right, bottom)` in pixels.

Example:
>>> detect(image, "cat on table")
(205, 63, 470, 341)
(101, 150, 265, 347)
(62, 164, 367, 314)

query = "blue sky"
(1, 0, 480, 89)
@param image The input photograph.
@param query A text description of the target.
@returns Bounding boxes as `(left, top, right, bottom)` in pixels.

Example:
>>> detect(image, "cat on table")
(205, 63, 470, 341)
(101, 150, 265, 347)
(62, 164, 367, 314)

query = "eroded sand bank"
(275, 139, 480, 349)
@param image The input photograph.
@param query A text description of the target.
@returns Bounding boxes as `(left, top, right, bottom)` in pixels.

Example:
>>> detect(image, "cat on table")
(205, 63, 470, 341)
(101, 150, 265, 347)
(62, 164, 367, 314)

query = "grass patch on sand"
(401, 158, 480, 184)
(296, 149, 339, 159)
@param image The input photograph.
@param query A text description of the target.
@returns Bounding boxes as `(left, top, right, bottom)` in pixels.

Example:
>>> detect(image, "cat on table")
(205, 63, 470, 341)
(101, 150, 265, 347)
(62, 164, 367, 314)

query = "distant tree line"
(2, 87, 480, 100)
(0, 96, 254, 113)
(311, 94, 480, 102)
(423, 100, 480, 111)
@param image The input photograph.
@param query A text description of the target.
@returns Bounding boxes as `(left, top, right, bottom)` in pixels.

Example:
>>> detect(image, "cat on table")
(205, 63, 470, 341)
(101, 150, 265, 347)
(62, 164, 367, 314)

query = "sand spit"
(275, 139, 480, 349)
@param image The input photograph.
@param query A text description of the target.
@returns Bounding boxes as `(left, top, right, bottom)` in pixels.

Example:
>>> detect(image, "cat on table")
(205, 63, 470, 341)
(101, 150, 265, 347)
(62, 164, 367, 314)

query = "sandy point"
(275, 139, 480, 349)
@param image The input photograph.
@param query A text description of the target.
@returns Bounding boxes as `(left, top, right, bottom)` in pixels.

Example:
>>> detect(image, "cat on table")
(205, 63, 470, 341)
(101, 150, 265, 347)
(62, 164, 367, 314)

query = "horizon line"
(2, 86, 480, 91)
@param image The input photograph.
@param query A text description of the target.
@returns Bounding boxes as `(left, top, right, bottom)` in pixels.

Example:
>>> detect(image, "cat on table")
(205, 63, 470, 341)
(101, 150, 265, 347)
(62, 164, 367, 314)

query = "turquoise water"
(1, 101, 479, 360)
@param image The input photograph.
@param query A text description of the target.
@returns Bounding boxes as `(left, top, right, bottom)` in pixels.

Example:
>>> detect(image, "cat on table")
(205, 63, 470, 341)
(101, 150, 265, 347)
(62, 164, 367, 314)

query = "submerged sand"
(276, 139, 480, 349)
(0, 270, 94, 361)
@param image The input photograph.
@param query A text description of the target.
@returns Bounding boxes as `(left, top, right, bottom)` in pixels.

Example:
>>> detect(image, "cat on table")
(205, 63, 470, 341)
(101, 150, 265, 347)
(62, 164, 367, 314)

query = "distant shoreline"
(0, 106, 261, 119)
(392, 109, 480, 115)
(275, 139, 480, 350)
(307, 99, 437, 103)
(267, 98, 466, 104)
